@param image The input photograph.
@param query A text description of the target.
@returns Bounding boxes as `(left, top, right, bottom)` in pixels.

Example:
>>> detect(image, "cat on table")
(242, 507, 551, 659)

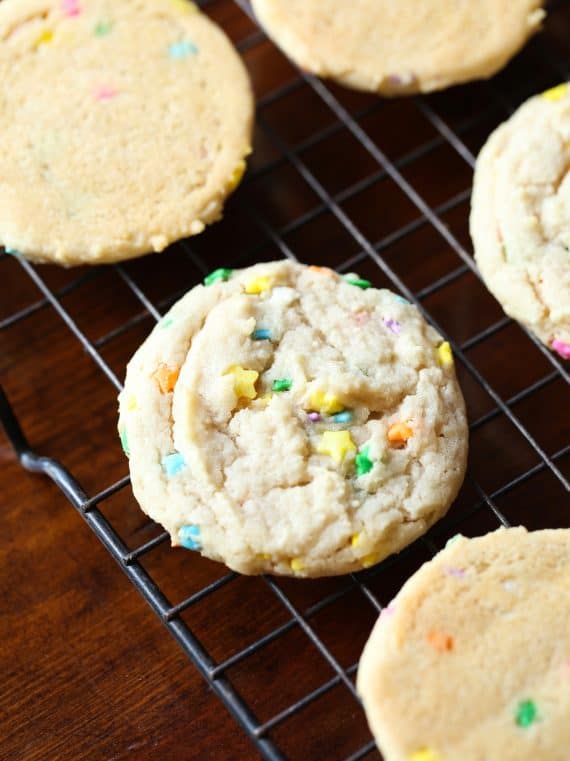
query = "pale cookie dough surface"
(357, 527, 570, 761)
(471, 84, 570, 359)
(118, 260, 468, 577)
(0, 0, 253, 265)
(251, 0, 545, 95)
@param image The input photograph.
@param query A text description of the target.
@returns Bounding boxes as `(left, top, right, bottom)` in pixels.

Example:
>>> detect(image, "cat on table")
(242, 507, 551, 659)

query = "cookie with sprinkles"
(250, 0, 545, 95)
(357, 527, 570, 761)
(118, 260, 468, 577)
(471, 85, 570, 358)
(0, 0, 253, 265)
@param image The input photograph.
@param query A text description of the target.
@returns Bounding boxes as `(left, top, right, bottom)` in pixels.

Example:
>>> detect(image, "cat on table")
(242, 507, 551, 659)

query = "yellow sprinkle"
(317, 430, 356, 464)
(351, 533, 361, 548)
(541, 83, 569, 102)
(437, 341, 453, 367)
(290, 558, 304, 572)
(225, 365, 259, 401)
(226, 160, 246, 192)
(308, 389, 343, 414)
(35, 29, 53, 47)
(245, 275, 273, 295)
(126, 395, 137, 410)
(362, 552, 381, 569)
(170, 0, 197, 12)
(410, 749, 441, 761)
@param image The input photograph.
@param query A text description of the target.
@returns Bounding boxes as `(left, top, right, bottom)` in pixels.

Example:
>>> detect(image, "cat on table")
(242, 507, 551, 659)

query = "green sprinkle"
(356, 446, 373, 477)
(119, 426, 130, 457)
(94, 20, 113, 36)
(272, 378, 292, 392)
(159, 317, 174, 329)
(204, 268, 233, 286)
(446, 534, 463, 548)
(344, 276, 371, 290)
(515, 700, 537, 728)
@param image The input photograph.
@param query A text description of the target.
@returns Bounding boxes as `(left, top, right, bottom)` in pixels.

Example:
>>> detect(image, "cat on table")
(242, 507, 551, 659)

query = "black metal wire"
(1, 1, 569, 759)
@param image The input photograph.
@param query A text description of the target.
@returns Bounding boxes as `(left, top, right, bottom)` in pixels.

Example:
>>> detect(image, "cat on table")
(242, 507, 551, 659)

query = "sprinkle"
(308, 390, 343, 414)
(515, 700, 538, 728)
(159, 317, 174, 329)
(245, 276, 272, 295)
(351, 533, 360, 547)
(4, 247, 19, 255)
(552, 338, 570, 359)
(444, 566, 466, 578)
(356, 445, 374, 477)
(409, 749, 441, 761)
(153, 364, 180, 394)
(62, 0, 81, 17)
(344, 276, 371, 289)
(252, 328, 272, 341)
(387, 422, 413, 447)
(94, 20, 113, 36)
(119, 427, 129, 457)
(383, 318, 401, 334)
(362, 552, 380, 568)
(162, 452, 186, 476)
(317, 430, 356, 464)
(392, 294, 410, 304)
(226, 160, 246, 192)
(308, 412, 321, 422)
(426, 630, 454, 652)
(446, 533, 463, 547)
(331, 411, 353, 424)
(168, 39, 198, 59)
(273, 378, 292, 392)
(309, 265, 335, 277)
(290, 558, 304, 572)
(380, 603, 396, 620)
(179, 524, 201, 550)
(353, 311, 371, 325)
(226, 365, 258, 401)
(541, 83, 569, 102)
(34, 29, 53, 47)
(437, 341, 454, 367)
(93, 84, 119, 101)
(170, 0, 196, 11)
(204, 267, 233, 286)
(126, 395, 137, 411)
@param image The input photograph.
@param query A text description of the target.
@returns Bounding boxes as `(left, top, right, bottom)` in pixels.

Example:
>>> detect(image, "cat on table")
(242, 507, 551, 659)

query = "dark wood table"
(1, 2, 569, 760)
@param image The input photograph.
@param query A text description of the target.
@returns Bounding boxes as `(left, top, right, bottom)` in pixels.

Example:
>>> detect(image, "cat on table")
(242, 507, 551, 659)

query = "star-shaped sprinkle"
(387, 421, 413, 447)
(308, 390, 343, 414)
(226, 365, 259, 400)
(245, 275, 272, 295)
(356, 445, 373, 476)
(204, 267, 232, 286)
(316, 430, 356, 464)
(437, 341, 454, 367)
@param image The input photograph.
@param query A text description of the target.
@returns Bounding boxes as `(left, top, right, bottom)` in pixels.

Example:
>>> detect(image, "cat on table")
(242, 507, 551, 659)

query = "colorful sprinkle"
(409, 749, 441, 761)
(307, 412, 321, 422)
(317, 430, 356, 464)
(392, 294, 410, 304)
(380, 603, 396, 620)
(383, 318, 401, 334)
(4, 247, 19, 255)
(444, 566, 466, 578)
(353, 311, 371, 325)
(245, 276, 272, 295)
(351, 533, 361, 547)
(204, 267, 233, 286)
(170, 0, 196, 12)
(344, 276, 371, 289)
(93, 84, 119, 101)
(162, 452, 186, 476)
(179, 524, 201, 550)
(387, 422, 413, 447)
(552, 338, 570, 359)
(119, 427, 129, 457)
(362, 552, 381, 569)
(437, 341, 454, 367)
(34, 29, 54, 48)
(226, 160, 246, 192)
(226, 365, 258, 401)
(331, 411, 353, 424)
(290, 558, 304, 572)
(252, 328, 272, 341)
(356, 446, 374, 477)
(541, 83, 569, 102)
(308, 390, 343, 414)
(126, 395, 137, 411)
(94, 20, 113, 36)
(309, 265, 335, 277)
(446, 533, 463, 548)
(159, 317, 174, 329)
(273, 378, 292, 392)
(426, 630, 454, 653)
(62, 0, 81, 17)
(168, 39, 198, 59)
(515, 700, 538, 728)
(153, 364, 180, 394)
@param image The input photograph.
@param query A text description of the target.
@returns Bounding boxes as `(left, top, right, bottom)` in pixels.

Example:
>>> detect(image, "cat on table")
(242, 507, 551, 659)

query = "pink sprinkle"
(308, 412, 321, 422)
(444, 566, 466, 578)
(383, 318, 401, 335)
(353, 311, 370, 325)
(552, 339, 570, 359)
(93, 84, 119, 101)
(62, 0, 81, 16)
(380, 603, 396, 620)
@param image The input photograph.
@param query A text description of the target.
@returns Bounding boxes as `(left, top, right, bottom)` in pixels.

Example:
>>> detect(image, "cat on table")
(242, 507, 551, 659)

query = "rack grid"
(1, 1, 569, 759)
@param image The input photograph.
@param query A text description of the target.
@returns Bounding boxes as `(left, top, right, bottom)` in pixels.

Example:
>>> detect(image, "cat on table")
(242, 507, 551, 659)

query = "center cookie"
(118, 260, 468, 577)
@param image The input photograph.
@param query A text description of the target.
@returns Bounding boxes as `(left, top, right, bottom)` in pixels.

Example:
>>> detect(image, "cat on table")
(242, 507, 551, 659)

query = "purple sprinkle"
(383, 318, 401, 335)
(444, 566, 466, 578)
(308, 412, 321, 422)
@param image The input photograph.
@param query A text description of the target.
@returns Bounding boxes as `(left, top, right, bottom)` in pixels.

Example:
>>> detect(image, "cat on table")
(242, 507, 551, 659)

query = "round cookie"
(357, 527, 570, 761)
(118, 260, 468, 577)
(0, 0, 253, 265)
(250, 0, 545, 95)
(471, 84, 570, 359)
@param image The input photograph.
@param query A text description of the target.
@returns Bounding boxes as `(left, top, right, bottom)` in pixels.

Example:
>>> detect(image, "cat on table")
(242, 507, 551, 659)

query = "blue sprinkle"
(4, 247, 19, 255)
(162, 451, 186, 476)
(179, 524, 201, 550)
(168, 40, 198, 59)
(331, 411, 353, 424)
(392, 294, 410, 305)
(252, 328, 272, 341)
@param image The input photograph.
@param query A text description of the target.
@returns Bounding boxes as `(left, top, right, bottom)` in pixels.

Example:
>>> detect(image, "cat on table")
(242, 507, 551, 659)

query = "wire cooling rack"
(1, 1, 569, 759)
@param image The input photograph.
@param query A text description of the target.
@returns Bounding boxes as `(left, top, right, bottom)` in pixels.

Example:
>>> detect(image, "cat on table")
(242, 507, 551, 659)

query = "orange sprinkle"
(309, 265, 335, 277)
(426, 630, 454, 653)
(153, 364, 180, 394)
(387, 422, 413, 447)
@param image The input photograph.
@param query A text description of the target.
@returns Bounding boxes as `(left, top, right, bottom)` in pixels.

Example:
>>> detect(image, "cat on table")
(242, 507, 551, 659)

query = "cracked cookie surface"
(118, 260, 468, 577)
(357, 527, 570, 761)
(251, 0, 544, 95)
(471, 84, 570, 358)
(0, 0, 253, 265)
